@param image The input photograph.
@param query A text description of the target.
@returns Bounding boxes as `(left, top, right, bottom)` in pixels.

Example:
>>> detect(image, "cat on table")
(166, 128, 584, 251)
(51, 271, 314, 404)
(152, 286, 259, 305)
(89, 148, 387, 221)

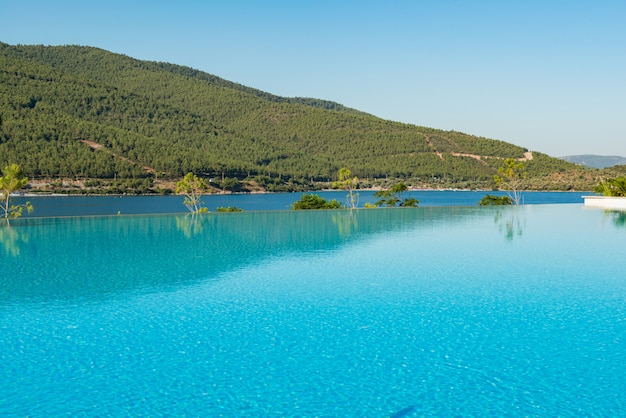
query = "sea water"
(1, 205, 624, 416)
(14, 190, 587, 218)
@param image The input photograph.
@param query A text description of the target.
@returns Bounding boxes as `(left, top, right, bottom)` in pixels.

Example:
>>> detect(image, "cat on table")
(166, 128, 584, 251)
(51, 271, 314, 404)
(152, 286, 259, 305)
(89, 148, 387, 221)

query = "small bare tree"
(494, 159, 526, 205)
(332, 167, 359, 209)
(0, 164, 33, 222)
(176, 172, 209, 213)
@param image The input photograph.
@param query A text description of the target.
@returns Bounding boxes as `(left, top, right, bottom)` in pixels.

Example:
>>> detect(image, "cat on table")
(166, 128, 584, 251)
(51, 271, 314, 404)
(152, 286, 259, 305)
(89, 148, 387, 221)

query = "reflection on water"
(0, 208, 484, 303)
(331, 209, 360, 237)
(11, 206, 615, 305)
(604, 210, 626, 228)
(175, 213, 212, 237)
(0, 225, 29, 256)
(493, 207, 526, 241)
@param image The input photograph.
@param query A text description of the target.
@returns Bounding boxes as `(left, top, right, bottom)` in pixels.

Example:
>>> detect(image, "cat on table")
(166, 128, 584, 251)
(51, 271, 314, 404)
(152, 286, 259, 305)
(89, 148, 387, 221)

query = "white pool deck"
(583, 196, 626, 210)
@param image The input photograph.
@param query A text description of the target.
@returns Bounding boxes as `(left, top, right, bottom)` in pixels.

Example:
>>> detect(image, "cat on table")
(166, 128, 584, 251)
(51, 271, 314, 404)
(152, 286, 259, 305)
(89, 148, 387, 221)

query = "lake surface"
(1, 204, 625, 416)
(14, 190, 587, 217)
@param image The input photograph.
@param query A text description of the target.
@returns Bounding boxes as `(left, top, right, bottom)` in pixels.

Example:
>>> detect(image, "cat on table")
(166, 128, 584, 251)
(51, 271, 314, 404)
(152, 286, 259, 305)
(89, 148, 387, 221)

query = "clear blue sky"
(2, 1, 625, 157)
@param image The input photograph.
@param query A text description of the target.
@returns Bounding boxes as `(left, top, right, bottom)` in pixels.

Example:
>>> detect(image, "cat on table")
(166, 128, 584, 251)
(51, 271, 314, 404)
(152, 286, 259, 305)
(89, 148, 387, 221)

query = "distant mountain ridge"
(560, 155, 626, 169)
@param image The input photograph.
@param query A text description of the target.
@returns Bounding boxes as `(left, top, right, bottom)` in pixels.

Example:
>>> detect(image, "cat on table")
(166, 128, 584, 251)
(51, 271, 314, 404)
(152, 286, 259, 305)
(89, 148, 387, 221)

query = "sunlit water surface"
(1, 205, 625, 416)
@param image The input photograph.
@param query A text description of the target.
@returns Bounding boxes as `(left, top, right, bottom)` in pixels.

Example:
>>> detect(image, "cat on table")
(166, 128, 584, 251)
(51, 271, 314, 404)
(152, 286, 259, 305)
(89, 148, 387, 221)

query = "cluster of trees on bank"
(0, 42, 603, 192)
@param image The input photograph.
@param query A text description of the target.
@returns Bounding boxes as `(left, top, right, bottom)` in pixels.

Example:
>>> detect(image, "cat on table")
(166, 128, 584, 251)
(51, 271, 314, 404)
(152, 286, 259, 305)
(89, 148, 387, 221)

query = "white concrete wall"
(583, 196, 626, 210)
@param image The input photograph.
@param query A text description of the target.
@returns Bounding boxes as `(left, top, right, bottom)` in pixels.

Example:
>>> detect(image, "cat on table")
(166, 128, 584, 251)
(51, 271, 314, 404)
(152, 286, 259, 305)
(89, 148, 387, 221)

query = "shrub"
(216, 206, 243, 212)
(291, 194, 342, 210)
(478, 194, 513, 206)
(594, 176, 626, 197)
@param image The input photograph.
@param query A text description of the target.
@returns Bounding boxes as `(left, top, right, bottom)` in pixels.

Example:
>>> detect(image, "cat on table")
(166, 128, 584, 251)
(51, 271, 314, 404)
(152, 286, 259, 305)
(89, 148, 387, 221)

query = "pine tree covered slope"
(0, 42, 593, 191)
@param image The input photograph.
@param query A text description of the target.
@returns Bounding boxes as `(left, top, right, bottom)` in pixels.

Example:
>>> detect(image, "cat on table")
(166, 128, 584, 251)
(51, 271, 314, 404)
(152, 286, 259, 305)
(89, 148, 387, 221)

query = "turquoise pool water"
(1, 205, 625, 416)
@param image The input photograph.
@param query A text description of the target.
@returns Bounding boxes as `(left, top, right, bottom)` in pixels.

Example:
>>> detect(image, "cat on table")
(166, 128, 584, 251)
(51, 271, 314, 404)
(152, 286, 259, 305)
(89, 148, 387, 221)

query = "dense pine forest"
(0, 42, 620, 194)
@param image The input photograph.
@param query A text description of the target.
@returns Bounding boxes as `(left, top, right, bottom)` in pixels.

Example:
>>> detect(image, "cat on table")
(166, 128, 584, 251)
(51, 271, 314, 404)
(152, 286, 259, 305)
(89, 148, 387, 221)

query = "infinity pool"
(1, 205, 625, 416)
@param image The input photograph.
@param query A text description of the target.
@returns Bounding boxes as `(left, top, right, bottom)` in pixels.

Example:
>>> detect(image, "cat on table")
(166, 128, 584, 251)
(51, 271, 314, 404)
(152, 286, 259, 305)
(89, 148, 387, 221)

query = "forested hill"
(0, 42, 597, 193)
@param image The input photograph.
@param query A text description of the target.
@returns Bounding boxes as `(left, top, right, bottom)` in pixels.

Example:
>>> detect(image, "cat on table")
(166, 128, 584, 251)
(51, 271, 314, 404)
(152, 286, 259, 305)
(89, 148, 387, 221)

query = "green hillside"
(0, 42, 597, 193)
